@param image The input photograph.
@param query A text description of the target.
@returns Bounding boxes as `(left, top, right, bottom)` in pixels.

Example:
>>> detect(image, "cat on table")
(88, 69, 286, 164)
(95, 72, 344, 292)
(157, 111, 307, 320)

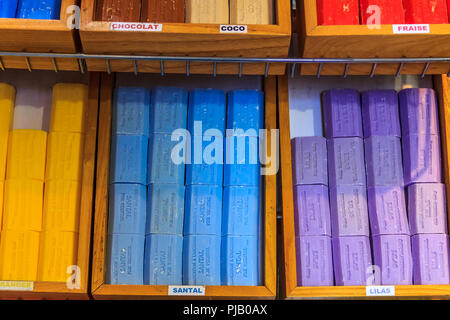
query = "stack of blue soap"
(16, 0, 61, 19)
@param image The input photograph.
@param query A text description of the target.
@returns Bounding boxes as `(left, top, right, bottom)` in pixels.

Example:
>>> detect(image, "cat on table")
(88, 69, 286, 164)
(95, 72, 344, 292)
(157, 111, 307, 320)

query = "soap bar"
(37, 231, 78, 282)
(108, 183, 147, 235)
(227, 90, 264, 136)
(45, 132, 84, 182)
(146, 184, 185, 235)
(0, 230, 40, 281)
(367, 186, 409, 236)
(316, 0, 360, 25)
(50, 83, 88, 133)
(399, 88, 439, 136)
(188, 89, 226, 136)
(329, 185, 370, 237)
(293, 185, 331, 237)
(110, 134, 148, 185)
(6, 130, 47, 181)
(0, 132, 8, 182)
(360, 0, 405, 24)
(327, 137, 366, 187)
(403, 134, 441, 185)
(364, 136, 404, 187)
(141, 0, 185, 22)
(291, 137, 328, 186)
(372, 235, 413, 285)
(0, 181, 3, 227)
(106, 234, 144, 285)
(295, 236, 334, 287)
(412, 234, 450, 285)
(150, 87, 188, 134)
(230, 0, 273, 24)
(408, 183, 447, 235)
(3, 179, 44, 232)
(221, 236, 260, 286)
(144, 234, 183, 285)
(0, 1, 18, 18)
(362, 90, 401, 138)
(43, 180, 81, 233)
(332, 236, 373, 286)
(0, 83, 15, 134)
(183, 235, 221, 285)
(17, 0, 61, 19)
(96, 0, 141, 22)
(403, 0, 448, 24)
(112, 87, 150, 137)
(185, 0, 229, 23)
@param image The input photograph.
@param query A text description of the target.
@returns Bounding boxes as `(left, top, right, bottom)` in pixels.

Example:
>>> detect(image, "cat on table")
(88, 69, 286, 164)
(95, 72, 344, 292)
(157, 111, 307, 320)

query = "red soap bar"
(316, 0, 359, 25)
(360, 0, 405, 24)
(403, 0, 448, 24)
(96, 0, 141, 22)
(141, 0, 185, 23)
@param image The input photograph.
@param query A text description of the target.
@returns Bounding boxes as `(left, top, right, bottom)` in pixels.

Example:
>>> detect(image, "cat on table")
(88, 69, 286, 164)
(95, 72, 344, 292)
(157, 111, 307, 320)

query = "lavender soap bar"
(291, 137, 328, 186)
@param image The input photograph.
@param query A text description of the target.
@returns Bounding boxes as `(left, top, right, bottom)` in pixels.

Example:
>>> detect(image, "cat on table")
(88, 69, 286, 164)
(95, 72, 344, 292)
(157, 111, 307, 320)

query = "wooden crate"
(298, 0, 450, 76)
(279, 74, 450, 299)
(0, 73, 100, 300)
(79, 0, 291, 76)
(91, 73, 277, 299)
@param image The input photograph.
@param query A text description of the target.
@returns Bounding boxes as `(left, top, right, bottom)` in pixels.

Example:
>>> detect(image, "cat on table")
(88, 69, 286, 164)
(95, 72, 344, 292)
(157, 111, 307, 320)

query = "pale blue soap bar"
(112, 87, 150, 136)
(17, 0, 61, 19)
(144, 234, 183, 285)
(222, 186, 260, 236)
(221, 236, 260, 286)
(108, 184, 147, 235)
(224, 135, 260, 186)
(188, 89, 226, 136)
(150, 87, 188, 134)
(183, 235, 221, 285)
(110, 135, 148, 184)
(146, 184, 185, 235)
(184, 185, 222, 236)
(227, 90, 264, 136)
(0, 0, 18, 17)
(106, 234, 145, 285)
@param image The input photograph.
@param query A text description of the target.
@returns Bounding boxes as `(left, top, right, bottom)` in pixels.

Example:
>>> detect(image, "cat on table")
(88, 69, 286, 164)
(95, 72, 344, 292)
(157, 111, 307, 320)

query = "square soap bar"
(150, 87, 188, 134)
(96, 0, 141, 21)
(185, 0, 229, 23)
(316, 0, 359, 25)
(188, 89, 226, 136)
(144, 234, 183, 285)
(141, 0, 185, 23)
(17, 0, 61, 19)
(0, 181, 3, 227)
(0, 83, 15, 132)
(291, 137, 328, 186)
(146, 184, 185, 235)
(230, 0, 273, 24)
(0, 132, 8, 181)
(360, 0, 405, 24)
(227, 90, 264, 136)
(412, 234, 450, 285)
(408, 183, 447, 235)
(0, 1, 18, 18)
(372, 235, 413, 285)
(403, 0, 448, 24)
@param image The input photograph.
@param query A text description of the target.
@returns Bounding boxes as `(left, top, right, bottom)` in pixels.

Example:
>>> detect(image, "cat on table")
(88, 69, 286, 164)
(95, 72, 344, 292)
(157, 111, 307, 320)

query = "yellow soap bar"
(0, 131, 8, 181)
(6, 130, 47, 181)
(0, 83, 15, 133)
(0, 230, 40, 281)
(0, 181, 3, 228)
(230, 0, 274, 24)
(50, 83, 88, 134)
(37, 231, 78, 282)
(186, 0, 229, 23)
(45, 132, 84, 182)
(3, 179, 44, 232)
(43, 180, 81, 233)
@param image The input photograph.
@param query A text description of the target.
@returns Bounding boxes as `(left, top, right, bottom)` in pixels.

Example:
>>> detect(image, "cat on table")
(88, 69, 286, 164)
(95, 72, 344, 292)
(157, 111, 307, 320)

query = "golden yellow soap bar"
(230, 0, 274, 24)
(6, 130, 47, 181)
(45, 132, 84, 182)
(186, 0, 229, 23)
(0, 83, 15, 133)
(50, 83, 88, 134)
(37, 231, 78, 282)
(0, 230, 40, 281)
(43, 180, 81, 233)
(0, 131, 8, 181)
(0, 181, 3, 228)
(3, 179, 44, 232)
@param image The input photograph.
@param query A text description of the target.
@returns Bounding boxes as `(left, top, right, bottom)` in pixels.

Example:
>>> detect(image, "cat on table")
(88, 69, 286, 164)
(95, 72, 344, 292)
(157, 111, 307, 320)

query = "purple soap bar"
(328, 137, 366, 187)
(412, 234, 450, 285)
(399, 88, 439, 136)
(291, 137, 328, 186)
(403, 134, 442, 185)
(364, 136, 404, 187)
(362, 90, 401, 138)
(294, 185, 331, 237)
(408, 183, 447, 235)
(367, 186, 409, 236)
(372, 235, 413, 285)
(295, 236, 334, 287)
(329, 185, 370, 237)
(332, 236, 373, 286)
(323, 89, 363, 138)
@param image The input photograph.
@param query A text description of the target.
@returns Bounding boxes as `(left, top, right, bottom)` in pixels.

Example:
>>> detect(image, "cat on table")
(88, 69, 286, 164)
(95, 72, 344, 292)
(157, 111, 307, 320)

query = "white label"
(220, 25, 248, 33)
(366, 286, 395, 297)
(393, 24, 430, 34)
(0, 281, 34, 292)
(168, 286, 205, 296)
(110, 22, 162, 32)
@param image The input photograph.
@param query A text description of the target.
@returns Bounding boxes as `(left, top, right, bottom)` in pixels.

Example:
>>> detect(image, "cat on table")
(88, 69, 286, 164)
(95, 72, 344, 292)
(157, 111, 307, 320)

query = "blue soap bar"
(144, 234, 183, 285)
(110, 135, 148, 184)
(112, 87, 150, 136)
(183, 235, 221, 285)
(227, 90, 264, 136)
(148, 133, 186, 185)
(184, 185, 223, 236)
(106, 234, 144, 285)
(188, 89, 226, 136)
(146, 184, 185, 235)
(222, 186, 260, 236)
(108, 184, 147, 235)
(0, 1, 18, 18)
(221, 236, 260, 286)
(224, 135, 260, 186)
(150, 87, 188, 134)
(17, 0, 61, 19)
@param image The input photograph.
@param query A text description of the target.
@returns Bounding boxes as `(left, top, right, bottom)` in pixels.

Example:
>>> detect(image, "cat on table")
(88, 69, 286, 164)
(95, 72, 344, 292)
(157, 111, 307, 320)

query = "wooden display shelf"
(79, 0, 291, 76)
(91, 73, 277, 300)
